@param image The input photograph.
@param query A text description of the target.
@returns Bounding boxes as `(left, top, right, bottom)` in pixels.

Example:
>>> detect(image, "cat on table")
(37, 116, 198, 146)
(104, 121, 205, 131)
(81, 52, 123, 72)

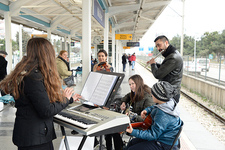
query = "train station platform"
(1, 62, 225, 150)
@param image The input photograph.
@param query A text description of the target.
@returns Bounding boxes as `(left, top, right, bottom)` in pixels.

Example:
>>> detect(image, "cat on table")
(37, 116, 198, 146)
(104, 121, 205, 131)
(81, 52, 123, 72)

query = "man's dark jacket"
(0, 55, 7, 81)
(151, 45, 183, 95)
(122, 55, 127, 64)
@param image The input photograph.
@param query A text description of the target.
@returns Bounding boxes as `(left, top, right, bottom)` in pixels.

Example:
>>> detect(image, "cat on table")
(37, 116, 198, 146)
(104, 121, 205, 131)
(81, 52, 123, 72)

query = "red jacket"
(130, 55, 136, 61)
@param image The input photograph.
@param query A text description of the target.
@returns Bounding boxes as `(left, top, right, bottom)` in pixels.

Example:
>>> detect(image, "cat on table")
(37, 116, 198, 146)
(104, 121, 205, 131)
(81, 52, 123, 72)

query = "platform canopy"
(0, 0, 172, 42)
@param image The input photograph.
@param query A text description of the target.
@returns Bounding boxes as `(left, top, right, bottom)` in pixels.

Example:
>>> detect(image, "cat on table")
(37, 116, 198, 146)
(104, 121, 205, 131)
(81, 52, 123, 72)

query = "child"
(126, 81, 182, 150)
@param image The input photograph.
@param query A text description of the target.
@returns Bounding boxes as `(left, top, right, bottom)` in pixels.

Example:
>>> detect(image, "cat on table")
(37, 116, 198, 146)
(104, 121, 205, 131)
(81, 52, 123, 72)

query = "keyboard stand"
(60, 126, 70, 150)
(60, 125, 103, 150)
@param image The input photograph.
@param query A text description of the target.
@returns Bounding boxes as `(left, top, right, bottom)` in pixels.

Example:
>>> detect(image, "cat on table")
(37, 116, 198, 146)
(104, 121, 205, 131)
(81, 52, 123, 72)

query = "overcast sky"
(131, 0, 225, 54)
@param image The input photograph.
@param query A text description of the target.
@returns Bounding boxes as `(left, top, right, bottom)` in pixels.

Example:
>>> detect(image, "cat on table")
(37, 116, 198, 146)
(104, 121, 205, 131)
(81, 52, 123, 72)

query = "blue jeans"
(123, 63, 126, 71)
(132, 61, 135, 69)
(126, 138, 176, 150)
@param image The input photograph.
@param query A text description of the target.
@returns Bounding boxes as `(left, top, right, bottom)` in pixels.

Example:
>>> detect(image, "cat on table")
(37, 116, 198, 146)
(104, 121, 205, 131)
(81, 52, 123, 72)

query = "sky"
(130, 0, 225, 54)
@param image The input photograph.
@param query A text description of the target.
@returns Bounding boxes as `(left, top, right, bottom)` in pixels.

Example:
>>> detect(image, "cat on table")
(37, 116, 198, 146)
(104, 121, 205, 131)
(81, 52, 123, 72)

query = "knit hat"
(151, 81, 176, 102)
(0, 50, 8, 55)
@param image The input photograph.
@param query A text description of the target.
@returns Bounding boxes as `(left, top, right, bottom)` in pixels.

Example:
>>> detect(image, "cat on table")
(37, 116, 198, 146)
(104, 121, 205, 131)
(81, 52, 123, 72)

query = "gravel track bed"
(180, 87, 225, 145)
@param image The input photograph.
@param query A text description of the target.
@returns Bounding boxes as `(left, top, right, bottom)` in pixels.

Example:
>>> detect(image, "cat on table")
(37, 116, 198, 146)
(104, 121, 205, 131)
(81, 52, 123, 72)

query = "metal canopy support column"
(82, 0, 91, 85)
(47, 28, 51, 42)
(118, 41, 122, 72)
(116, 40, 119, 72)
(4, 11, 12, 72)
(68, 35, 71, 68)
(64, 36, 67, 50)
(112, 28, 115, 69)
(180, 0, 185, 56)
(94, 44, 98, 59)
(19, 24, 23, 60)
(104, 13, 109, 55)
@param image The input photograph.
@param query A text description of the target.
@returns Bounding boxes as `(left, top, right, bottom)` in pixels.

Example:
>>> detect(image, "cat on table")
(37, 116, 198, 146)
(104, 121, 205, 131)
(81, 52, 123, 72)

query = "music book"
(80, 72, 118, 106)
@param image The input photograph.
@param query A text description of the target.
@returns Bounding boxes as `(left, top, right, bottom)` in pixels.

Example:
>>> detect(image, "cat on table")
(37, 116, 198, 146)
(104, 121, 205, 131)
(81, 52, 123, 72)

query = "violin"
(96, 62, 111, 72)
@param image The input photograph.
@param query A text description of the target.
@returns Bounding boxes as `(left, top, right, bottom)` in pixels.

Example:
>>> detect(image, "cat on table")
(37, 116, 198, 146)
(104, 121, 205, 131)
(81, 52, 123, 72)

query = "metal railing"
(137, 55, 225, 87)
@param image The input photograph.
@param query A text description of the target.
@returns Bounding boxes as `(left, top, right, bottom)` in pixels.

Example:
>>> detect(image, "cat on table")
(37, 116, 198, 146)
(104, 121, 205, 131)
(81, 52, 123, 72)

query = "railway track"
(181, 90, 225, 124)
(137, 60, 225, 125)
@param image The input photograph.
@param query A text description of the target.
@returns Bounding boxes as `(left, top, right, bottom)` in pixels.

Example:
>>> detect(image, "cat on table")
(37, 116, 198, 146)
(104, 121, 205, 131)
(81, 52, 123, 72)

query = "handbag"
(63, 75, 75, 87)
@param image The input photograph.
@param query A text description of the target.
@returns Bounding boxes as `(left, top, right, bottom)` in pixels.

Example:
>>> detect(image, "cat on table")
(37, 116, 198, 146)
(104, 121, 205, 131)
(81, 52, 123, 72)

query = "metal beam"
(115, 22, 135, 30)
(108, 4, 140, 17)
(9, 0, 32, 16)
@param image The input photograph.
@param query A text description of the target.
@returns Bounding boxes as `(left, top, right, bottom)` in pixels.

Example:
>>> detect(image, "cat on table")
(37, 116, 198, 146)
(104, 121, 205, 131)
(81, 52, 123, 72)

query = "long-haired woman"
(93, 49, 113, 72)
(0, 38, 80, 150)
(120, 74, 154, 122)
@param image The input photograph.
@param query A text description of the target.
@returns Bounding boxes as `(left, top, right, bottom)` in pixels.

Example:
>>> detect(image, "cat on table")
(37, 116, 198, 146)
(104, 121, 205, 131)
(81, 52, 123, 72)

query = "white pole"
(82, 0, 91, 85)
(180, 0, 185, 56)
(19, 24, 23, 60)
(112, 28, 115, 69)
(4, 11, 12, 73)
(104, 13, 109, 54)
(47, 28, 51, 42)
(116, 40, 119, 72)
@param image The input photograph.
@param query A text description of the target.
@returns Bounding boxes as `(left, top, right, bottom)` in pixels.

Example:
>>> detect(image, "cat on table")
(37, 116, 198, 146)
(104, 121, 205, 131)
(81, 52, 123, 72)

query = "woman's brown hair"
(97, 49, 107, 57)
(129, 74, 151, 103)
(59, 50, 67, 56)
(0, 38, 64, 103)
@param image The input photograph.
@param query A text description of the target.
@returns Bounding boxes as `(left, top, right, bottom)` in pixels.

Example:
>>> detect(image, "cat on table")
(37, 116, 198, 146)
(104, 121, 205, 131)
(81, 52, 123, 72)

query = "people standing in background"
(0, 38, 81, 150)
(147, 35, 183, 103)
(0, 50, 8, 97)
(130, 53, 136, 70)
(122, 53, 127, 72)
(128, 54, 131, 66)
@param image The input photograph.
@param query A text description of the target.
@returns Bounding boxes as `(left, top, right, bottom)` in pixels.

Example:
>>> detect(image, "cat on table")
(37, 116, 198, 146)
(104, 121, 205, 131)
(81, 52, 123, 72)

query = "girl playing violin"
(93, 49, 113, 72)
(93, 49, 123, 150)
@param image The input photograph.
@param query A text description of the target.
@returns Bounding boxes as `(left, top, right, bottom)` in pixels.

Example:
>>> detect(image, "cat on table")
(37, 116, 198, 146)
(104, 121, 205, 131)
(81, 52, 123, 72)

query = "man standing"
(0, 50, 8, 97)
(130, 53, 136, 70)
(122, 53, 127, 72)
(148, 35, 183, 103)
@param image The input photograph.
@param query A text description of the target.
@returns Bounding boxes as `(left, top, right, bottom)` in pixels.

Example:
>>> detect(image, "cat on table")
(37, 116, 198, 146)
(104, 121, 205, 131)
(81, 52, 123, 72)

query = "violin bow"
(145, 49, 165, 68)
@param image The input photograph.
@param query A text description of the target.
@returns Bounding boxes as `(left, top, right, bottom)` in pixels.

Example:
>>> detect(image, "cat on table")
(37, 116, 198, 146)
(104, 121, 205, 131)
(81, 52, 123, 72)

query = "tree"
(15, 29, 31, 53)
(0, 38, 19, 53)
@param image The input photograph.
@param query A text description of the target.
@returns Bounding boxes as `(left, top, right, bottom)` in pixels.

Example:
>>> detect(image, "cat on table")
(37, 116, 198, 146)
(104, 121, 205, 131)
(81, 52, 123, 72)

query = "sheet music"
(90, 74, 118, 105)
(80, 72, 118, 106)
(80, 72, 102, 100)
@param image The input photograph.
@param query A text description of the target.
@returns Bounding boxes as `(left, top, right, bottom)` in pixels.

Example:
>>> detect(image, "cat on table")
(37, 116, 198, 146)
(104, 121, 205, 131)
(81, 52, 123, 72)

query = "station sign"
(31, 34, 48, 38)
(115, 34, 132, 40)
(148, 47, 154, 51)
(139, 47, 144, 51)
(92, 0, 105, 28)
(123, 46, 130, 49)
(127, 42, 139, 47)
